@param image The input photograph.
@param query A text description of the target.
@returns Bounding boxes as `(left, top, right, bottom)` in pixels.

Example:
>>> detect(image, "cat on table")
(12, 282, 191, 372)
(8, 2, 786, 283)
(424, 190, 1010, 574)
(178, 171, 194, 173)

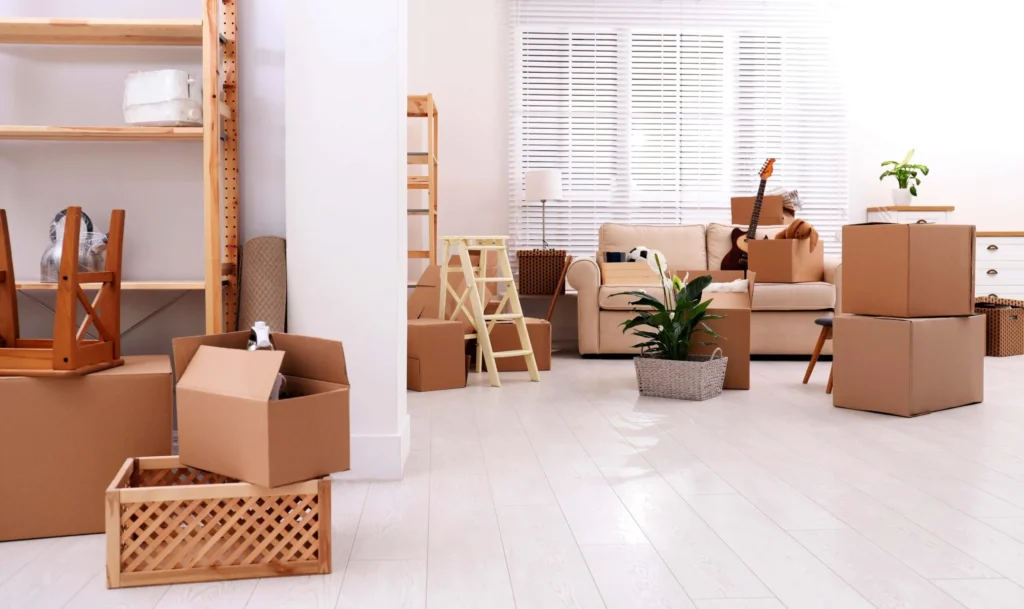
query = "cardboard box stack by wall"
(172, 331, 350, 489)
(842, 223, 976, 317)
(747, 237, 825, 283)
(483, 317, 553, 372)
(408, 319, 468, 390)
(0, 356, 173, 541)
(731, 194, 787, 226)
(673, 270, 754, 390)
(833, 314, 984, 416)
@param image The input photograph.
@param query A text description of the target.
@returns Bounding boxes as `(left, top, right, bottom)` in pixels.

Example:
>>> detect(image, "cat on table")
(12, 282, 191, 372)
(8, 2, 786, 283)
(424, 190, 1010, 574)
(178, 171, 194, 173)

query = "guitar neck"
(747, 178, 769, 240)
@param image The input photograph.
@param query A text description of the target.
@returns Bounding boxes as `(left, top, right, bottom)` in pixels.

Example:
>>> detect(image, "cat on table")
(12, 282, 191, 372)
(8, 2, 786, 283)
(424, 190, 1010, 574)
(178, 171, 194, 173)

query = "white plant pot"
(891, 188, 912, 207)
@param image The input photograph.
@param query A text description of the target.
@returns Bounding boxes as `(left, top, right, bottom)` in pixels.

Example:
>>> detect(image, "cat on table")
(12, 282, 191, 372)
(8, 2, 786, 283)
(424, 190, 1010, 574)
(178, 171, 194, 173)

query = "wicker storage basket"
(105, 457, 331, 589)
(517, 249, 567, 295)
(975, 296, 1024, 357)
(634, 349, 728, 401)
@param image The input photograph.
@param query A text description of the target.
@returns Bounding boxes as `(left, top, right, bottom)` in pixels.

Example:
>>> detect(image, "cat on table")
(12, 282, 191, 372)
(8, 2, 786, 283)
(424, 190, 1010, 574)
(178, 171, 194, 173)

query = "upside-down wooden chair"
(0, 206, 125, 376)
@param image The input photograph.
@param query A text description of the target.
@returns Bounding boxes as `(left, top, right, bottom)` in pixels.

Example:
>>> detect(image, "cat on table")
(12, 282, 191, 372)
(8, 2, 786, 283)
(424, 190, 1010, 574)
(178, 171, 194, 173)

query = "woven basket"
(634, 349, 728, 401)
(975, 296, 1024, 357)
(517, 249, 567, 295)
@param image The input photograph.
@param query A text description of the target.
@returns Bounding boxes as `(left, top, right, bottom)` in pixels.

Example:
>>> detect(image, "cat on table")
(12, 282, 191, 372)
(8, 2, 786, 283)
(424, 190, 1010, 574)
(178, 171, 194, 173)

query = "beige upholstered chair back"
(598, 223, 708, 271)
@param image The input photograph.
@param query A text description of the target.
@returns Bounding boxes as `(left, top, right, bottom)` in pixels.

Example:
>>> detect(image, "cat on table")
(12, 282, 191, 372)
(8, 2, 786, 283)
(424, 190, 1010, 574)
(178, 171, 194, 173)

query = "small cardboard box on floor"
(833, 314, 985, 416)
(0, 356, 172, 541)
(842, 223, 976, 317)
(172, 332, 350, 489)
(747, 237, 824, 283)
(672, 270, 754, 390)
(408, 319, 467, 390)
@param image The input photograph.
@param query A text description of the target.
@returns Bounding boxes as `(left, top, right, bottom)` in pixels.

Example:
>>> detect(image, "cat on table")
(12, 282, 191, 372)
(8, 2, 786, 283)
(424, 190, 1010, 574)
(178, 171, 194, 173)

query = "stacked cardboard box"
(835, 223, 984, 416)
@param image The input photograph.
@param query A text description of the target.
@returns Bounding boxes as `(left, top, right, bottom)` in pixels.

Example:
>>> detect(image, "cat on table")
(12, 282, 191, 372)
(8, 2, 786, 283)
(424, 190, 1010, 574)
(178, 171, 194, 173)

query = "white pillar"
(285, 0, 409, 479)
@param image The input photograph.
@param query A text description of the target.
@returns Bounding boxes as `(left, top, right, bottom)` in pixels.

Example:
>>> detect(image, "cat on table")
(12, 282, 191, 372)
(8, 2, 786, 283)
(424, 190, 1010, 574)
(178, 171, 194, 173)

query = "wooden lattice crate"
(105, 456, 331, 589)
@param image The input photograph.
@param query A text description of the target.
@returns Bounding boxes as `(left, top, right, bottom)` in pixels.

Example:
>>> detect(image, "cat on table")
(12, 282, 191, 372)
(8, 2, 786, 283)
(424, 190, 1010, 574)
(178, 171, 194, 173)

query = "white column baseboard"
(331, 414, 411, 481)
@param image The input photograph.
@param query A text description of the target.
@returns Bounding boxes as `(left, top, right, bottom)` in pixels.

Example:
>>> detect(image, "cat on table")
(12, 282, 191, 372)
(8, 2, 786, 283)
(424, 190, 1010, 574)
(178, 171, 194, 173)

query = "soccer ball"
(627, 246, 668, 275)
(626, 246, 650, 262)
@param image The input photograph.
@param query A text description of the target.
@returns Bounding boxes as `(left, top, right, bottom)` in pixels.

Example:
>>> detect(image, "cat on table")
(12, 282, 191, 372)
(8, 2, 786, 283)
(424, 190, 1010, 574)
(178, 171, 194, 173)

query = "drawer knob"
(990, 293, 999, 297)
(988, 269, 999, 275)
(915, 219, 929, 224)
(988, 244, 999, 251)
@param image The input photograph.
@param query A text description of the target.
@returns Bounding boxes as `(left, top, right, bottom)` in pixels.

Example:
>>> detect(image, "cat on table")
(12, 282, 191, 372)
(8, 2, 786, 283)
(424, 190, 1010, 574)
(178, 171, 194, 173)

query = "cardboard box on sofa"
(172, 331, 350, 488)
(833, 314, 984, 417)
(731, 195, 786, 226)
(672, 270, 754, 390)
(408, 319, 467, 391)
(481, 318, 552, 372)
(0, 356, 172, 541)
(598, 261, 661, 286)
(842, 223, 976, 318)
(747, 237, 824, 283)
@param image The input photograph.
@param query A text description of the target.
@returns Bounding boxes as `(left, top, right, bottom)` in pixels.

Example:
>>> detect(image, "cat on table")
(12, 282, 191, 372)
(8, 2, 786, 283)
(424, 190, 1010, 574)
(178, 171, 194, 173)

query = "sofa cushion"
(598, 284, 670, 311)
(752, 282, 835, 311)
(706, 222, 788, 271)
(599, 223, 707, 271)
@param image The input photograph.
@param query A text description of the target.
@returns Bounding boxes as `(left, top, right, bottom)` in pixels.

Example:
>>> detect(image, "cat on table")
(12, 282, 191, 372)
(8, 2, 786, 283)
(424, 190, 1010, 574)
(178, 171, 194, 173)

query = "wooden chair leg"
(803, 326, 828, 384)
(826, 365, 834, 394)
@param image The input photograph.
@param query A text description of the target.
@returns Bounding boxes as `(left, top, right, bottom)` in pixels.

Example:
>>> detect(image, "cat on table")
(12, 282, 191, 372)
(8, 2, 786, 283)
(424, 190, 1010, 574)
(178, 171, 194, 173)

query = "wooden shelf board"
(17, 280, 205, 291)
(866, 205, 955, 212)
(407, 176, 430, 190)
(408, 209, 432, 215)
(408, 250, 431, 259)
(0, 18, 203, 46)
(0, 125, 204, 141)
(407, 152, 437, 165)
(978, 231, 1024, 237)
(407, 95, 437, 118)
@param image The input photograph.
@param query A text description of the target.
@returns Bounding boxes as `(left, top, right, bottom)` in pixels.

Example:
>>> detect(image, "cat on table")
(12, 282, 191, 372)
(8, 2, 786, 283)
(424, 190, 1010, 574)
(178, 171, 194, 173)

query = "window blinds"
(509, 0, 847, 258)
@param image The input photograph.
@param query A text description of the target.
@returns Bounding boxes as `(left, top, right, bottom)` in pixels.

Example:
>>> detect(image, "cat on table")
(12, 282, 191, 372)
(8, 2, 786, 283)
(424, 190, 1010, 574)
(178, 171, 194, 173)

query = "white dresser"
(866, 205, 955, 225)
(976, 232, 1024, 300)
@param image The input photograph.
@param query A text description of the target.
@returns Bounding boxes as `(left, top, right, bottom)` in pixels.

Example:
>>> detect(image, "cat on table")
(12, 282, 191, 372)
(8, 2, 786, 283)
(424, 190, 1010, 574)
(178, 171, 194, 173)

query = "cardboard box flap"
(408, 265, 442, 319)
(178, 346, 285, 401)
(172, 331, 250, 381)
(272, 333, 349, 386)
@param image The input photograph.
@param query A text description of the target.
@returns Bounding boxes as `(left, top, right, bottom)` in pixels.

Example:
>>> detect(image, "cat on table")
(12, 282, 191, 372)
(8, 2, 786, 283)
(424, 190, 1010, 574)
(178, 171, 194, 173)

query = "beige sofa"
(566, 223, 841, 356)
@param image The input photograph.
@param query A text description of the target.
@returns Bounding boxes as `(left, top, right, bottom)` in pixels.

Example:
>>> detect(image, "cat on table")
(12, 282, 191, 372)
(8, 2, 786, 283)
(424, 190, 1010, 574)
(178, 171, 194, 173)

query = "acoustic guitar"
(721, 158, 776, 271)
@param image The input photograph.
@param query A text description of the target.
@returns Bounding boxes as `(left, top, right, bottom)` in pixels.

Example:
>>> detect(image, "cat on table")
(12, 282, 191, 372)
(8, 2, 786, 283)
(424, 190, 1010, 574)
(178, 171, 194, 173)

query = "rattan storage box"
(106, 457, 331, 589)
(976, 296, 1024, 357)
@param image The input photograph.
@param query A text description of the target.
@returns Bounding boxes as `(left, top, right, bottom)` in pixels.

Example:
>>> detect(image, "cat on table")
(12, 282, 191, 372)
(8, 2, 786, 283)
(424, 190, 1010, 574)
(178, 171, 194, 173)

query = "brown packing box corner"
(0, 356, 172, 542)
(480, 318, 552, 372)
(598, 261, 661, 286)
(842, 223, 976, 318)
(172, 331, 350, 489)
(833, 314, 984, 417)
(746, 237, 825, 283)
(408, 254, 498, 331)
(671, 270, 755, 390)
(408, 319, 467, 391)
(731, 195, 786, 226)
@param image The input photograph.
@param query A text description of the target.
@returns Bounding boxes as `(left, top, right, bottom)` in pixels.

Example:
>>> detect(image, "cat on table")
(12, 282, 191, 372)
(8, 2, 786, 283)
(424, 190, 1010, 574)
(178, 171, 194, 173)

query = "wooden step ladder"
(438, 236, 540, 387)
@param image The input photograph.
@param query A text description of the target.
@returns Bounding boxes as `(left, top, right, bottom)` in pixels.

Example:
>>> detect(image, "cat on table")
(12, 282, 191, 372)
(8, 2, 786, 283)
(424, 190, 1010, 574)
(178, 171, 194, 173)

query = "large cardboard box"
(0, 356, 172, 541)
(747, 238, 824, 283)
(598, 261, 661, 286)
(173, 332, 350, 488)
(672, 270, 754, 390)
(731, 195, 786, 226)
(408, 319, 467, 391)
(408, 255, 498, 331)
(842, 223, 976, 317)
(833, 314, 984, 417)
(483, 318, 552, 372)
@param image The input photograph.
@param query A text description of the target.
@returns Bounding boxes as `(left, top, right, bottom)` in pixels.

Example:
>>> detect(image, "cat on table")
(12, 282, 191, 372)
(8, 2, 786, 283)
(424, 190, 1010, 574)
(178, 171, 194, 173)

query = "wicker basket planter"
(105, 456, 331, 589)
(634, 350, 728, 401)
(976, 296, 1024, 357)
(517, 249, 567, 295)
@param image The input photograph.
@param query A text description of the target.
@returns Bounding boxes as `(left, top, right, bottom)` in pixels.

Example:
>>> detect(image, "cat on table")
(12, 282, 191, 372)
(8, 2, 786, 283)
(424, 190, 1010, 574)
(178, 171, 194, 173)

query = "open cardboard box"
(731, 195, 787, 226)
(747, 237, 824, 283)
(408, 254, 499, 331)
(172, 332, 350, 488)
(671, 270, 755, 389)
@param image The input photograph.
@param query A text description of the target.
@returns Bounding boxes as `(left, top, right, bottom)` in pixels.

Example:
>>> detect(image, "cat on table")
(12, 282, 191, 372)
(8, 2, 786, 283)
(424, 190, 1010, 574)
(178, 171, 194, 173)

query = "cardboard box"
(0, 356, 172, 541)
(731, 195, 786, 226)
(833, 314, 984, 417)
(672, 270, 754, 390)
(747, 237, 824, 283)
(599, 261, 661, 286)
(408, 319, 467, 391)
(408, 255, 498, 331)
(842, 223, 976, 318)
(173, 331, 350, 488)
(482, 318, 552, 372)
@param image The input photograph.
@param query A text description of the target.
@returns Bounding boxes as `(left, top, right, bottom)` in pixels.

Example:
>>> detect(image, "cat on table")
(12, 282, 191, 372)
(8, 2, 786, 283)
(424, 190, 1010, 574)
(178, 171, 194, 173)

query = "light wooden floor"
(4, 354, 1024, 609)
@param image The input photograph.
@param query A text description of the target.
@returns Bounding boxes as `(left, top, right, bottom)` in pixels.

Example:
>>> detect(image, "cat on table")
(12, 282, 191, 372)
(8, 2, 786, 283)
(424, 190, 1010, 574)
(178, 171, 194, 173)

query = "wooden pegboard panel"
(221, 0, 240, 331)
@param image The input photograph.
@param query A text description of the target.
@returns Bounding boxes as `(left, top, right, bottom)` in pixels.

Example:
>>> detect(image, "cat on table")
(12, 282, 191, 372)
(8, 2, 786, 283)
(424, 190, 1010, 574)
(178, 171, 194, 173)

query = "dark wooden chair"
(803, 316, 833, 394)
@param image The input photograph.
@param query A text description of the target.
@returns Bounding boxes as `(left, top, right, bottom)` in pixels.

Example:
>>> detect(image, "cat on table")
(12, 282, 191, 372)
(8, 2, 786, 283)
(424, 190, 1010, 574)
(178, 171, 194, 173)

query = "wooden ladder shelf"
(0, 206, 125, 376)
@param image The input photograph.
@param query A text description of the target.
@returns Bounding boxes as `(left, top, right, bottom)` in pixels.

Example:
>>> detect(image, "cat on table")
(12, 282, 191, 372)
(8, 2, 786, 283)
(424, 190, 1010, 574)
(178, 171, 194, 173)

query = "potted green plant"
(616, 257, 728, 401)
(880, 149, 930, 207)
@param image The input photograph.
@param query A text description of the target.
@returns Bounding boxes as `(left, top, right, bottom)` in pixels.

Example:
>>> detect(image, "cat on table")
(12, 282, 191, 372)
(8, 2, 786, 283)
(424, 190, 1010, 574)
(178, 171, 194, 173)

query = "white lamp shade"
(524, 169, 563, 201)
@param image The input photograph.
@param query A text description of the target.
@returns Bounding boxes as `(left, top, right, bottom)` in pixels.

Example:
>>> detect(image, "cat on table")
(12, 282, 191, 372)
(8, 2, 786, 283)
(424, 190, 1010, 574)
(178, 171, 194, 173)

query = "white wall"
(286, 1, 410, 479)
(0, 0, 286, 353)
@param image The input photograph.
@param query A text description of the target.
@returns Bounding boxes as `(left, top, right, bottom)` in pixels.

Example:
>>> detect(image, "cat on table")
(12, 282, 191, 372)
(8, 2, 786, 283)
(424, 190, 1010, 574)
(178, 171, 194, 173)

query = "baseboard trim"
(332, 414, 411, 480)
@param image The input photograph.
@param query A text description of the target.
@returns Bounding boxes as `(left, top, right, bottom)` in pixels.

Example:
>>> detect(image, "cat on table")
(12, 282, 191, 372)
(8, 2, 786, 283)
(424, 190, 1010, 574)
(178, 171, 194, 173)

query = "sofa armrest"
(566, 258, 601, 354)
(824, 256, 842, 315)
